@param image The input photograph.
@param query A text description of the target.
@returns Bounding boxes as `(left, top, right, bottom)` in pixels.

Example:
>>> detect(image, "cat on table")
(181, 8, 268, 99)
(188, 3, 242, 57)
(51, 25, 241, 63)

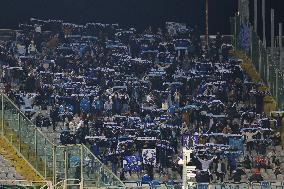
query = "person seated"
(230, 168, 246, 182)
(255, 155, 267, 169)
(141, 173, 151, 184)
(60, 128, 75, 145)
(243, 155, 252, 169)
(274, 165, 282, 179)
(195, 171, 211, 183)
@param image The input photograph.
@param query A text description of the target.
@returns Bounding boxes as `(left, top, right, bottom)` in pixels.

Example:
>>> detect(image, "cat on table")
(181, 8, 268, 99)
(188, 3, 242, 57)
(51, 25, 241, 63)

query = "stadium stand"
(0, 17, 283, 189)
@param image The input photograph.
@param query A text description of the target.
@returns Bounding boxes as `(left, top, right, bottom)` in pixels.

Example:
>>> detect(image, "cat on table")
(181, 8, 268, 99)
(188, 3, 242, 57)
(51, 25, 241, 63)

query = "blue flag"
(123, 156, 142, 171)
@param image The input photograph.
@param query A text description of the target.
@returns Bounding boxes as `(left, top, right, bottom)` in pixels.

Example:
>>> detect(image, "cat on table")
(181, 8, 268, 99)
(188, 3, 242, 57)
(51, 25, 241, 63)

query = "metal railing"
(230, 15, 284, 110)
(123, 182, 284, 189)
(0, 180, 49, 189)
(0, 93, 125, 189)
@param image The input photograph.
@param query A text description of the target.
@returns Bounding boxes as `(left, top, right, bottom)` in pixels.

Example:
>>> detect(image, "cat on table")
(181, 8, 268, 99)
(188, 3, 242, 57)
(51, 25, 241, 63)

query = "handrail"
(2, 93, 54, 146)
(55, 143, 122, 184)
(0, 179, 48, 186)
(53, 179, 81, 189)
(1, 93, 126, 188)
(53, 180, 64, 188)
(82, 144, 125, 186)
(40, 184, 48, 189)
(0, 136, 46, 181)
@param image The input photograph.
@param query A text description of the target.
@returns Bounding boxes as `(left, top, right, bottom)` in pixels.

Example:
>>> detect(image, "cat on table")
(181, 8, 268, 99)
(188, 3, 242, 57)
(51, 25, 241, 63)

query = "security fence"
(124, 181, 284, 189)
(0, 93, 125, 189)
(230, 15, 284, 110)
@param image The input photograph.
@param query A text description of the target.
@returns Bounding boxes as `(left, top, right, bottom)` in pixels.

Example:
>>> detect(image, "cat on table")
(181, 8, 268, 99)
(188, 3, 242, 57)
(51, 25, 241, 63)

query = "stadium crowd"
(0, 18, 283, 184)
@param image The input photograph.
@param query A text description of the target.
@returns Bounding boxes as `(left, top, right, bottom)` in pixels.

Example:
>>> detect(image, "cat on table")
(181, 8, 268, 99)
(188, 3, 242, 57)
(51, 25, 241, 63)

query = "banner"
(238, 24, 250, 53)
(142, 149, 156, 165)
(229, 138, 244, 150)
(123, 156, 142, 171)
(166, 22, 187, 36)
(182, 134, 191, 147)
(137, 137, 156, 141)
(70, 156, 80, 167)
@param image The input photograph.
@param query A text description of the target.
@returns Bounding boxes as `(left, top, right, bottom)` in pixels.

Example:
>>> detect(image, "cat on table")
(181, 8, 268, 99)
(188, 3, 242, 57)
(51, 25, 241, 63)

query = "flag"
(123, 156, 142, 171)
(182, 134, 191, 147)
(238, 24, 250, 53)
(142, 149, 156, 165)
(70, 156, 80, 167)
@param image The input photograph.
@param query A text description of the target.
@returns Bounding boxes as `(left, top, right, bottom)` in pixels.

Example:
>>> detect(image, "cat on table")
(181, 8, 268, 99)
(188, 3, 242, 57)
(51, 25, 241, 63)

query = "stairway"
(0, 137, 44, 182)
(0, 137, 48, 188)
(0, 153, 23, 180)
(0, 93, 125, 189)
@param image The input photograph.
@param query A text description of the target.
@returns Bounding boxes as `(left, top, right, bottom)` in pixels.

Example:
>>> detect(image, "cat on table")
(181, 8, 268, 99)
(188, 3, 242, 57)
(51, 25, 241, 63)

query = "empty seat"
(0, 154, 23, 181)
(241, 175, 248, 182)
(268, 173, 276, 180)
(276, 146, 282, 152)
(6, 173, 15, 179)
(245, 169, 251, 174)
(0, 172, 7, 179)
(276, 174, 284, 180)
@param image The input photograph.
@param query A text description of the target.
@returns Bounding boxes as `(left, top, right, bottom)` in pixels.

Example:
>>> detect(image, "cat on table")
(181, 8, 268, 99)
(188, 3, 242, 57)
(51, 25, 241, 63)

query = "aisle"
(0, 149, 23, 180)
(0, 137, 44, 182)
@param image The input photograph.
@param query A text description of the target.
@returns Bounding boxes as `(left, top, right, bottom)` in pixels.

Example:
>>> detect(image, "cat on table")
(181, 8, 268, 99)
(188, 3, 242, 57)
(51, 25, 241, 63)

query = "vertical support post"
(250, 25, 253, 59)
(238, 0, 241, 15)
(64, 179, 67, 189)
(80, 145, 84, 189)
(271, 9, 275, 48)
(53, 145, 56, 185)
(279, 23, 283, 110)
(245, 0, 250, 24)
(254, 0, 258, 32)
(44, 138, 47, 179)
(182, 148, 194, 189)
(262, 0, 266, 47)
(235, 16, 237, 49)
(205, 0, 209, 49)
(64, 148, 68, 181)
(238, 0, 243, 24)
(35, 128, 38, 170)
(1, 94, 4, 136)
(267, 55, 270, 86)
(279, 23, 283, 71)
(182, 147, 187, 189)
(276, 70, 279, 103)
(18, 113, 21, 152)
(259, 40, 262, 74)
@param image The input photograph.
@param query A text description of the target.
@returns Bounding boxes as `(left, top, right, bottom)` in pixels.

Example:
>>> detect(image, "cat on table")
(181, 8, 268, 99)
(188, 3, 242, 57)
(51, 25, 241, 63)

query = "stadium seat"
(149, 180, 161, 189)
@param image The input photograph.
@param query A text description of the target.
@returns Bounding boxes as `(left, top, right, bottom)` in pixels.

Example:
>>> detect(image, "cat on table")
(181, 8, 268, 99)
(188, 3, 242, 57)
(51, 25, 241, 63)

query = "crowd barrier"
(0, 93, 125, 188)
(124, 182, 284, 189)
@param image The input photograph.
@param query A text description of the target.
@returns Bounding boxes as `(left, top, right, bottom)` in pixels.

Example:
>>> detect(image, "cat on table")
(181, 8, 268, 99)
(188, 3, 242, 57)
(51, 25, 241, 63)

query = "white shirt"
(104, 101, 112, 110)
(197, 157, 214, 171)
(162, 101, 169, 110)
(217, 163, 222, 173)
(243, 131, 259, 142)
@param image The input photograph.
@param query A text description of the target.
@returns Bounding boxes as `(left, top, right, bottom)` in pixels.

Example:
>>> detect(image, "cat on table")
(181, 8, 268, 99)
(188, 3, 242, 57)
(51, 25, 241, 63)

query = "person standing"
(215, 159, 226, 182)
(242, 129, 259, 153)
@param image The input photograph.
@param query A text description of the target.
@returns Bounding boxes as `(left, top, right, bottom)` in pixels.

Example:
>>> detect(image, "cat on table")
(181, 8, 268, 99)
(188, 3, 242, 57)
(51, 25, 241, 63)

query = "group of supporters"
(0, 18, 283, 184)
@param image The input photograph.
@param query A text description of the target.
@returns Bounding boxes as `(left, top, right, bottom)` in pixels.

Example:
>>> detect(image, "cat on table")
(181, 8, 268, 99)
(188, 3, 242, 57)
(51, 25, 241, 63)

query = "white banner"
(137, 137, 156, 141)
(142, 149, 156, 165)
